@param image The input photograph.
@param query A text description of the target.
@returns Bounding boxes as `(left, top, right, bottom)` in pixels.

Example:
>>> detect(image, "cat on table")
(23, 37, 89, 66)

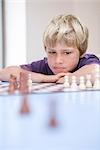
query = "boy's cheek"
(47, 58, 54, 65)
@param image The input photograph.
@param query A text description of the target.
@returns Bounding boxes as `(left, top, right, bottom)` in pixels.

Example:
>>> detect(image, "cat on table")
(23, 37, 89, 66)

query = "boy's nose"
(56, 54, 63, 64)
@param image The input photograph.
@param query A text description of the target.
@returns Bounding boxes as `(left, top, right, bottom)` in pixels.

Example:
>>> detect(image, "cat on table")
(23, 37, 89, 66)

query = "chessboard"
(0, 82, 63, 95)
(0, 73, 100, 150)
(0, 64, 99, 95)
(0, 80, 100, 96)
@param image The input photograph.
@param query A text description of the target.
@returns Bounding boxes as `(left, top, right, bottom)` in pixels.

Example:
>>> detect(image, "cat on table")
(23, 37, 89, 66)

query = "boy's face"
(46, 43, 80, 74)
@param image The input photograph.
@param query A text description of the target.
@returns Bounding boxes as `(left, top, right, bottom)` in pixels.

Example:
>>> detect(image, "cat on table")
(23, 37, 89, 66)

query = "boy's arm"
(0, 66, 21, 81)
(57, 64, 99, 83)
(0, 66, 66, 83)
(72, 64, 97, 78)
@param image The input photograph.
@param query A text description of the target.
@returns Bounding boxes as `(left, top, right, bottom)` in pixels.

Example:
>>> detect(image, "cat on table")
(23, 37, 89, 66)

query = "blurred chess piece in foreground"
(19, 72, 32, 94)
(19, 72, 28, 94)
(48, 99, 58, 128)
(20, 95, 30, 114)
(8, 74, 18, 94)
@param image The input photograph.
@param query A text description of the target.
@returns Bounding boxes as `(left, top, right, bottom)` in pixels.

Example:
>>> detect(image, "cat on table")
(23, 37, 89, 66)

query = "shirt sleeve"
(20, 63, 33, 71)
(78, 54, 100, 68)
(20, 58, 53, 75)
(20, 59, 45, 72)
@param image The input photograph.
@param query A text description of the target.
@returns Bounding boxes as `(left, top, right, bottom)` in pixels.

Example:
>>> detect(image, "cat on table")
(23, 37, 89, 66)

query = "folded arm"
(0, 66, 66, 83)
(57, 64, 99, 83)
(72, 64, 97, 78)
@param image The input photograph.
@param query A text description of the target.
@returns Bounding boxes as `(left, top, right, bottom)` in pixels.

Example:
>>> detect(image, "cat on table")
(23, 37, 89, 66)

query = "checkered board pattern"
(0, 81, 99, 95)
(0, 82, 65, 95)
(31, 82, 64, 93)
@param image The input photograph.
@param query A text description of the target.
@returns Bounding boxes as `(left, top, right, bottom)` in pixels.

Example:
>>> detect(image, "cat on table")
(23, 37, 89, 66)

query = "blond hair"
(43, 14, 89, 56)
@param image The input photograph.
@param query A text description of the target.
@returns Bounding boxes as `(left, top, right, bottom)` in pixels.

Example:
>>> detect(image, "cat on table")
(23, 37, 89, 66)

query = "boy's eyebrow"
(47, 48, 56, 51)
(47, 48, 74, 51)
(62, 49, 73, 52)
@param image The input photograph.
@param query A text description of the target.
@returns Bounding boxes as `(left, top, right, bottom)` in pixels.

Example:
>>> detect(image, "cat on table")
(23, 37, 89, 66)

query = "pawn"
(49, 117, 58, 127)
(79, 76, 86, 90)
(8, 74, 18, 94)
(48, 100, 58, 128)
(86, 74, 92, 88)
(93, 73, 100, 90)
(19, 72, 28, 93)
(20, 96, 30, 114)
(64, 75, 70, 88)
(27, 73, 32, 92)
(70, 75, 78, 90)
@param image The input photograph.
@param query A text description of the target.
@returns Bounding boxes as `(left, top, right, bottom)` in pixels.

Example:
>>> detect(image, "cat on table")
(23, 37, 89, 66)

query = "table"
(0, 89, 100, 150)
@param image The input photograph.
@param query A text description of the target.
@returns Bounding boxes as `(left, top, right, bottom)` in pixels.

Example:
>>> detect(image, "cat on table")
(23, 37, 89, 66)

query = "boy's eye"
(48, 51, 56, 54)
(65, 52, 71, 55)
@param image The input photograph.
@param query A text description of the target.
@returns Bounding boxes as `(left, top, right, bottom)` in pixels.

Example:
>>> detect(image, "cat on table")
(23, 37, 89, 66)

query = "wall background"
(4, 0, 27, 66)
(3, 0, 100, 66)
(26, 0, 100, 63)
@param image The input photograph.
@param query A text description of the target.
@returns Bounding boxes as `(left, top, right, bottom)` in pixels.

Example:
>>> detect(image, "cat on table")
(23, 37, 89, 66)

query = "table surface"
(0, 89, 100, 150)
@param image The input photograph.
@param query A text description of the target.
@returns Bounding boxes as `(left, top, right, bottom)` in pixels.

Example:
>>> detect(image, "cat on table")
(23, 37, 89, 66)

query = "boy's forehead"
(47, 43, 77, 51)
(46, 39, 77, 48)
(47, 47, 78, 53)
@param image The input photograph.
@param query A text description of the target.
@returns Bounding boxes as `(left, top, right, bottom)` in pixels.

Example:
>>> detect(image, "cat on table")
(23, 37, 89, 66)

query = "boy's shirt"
(20, 54, 100, 75)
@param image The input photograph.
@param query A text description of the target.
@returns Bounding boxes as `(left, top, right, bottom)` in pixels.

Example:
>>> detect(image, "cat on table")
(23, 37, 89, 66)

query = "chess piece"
(19, 72, 28, 94)
(20, 96, 30, 114)
(27, 73, 32, 92)
(48, 100, 58, 128)
(86, 74, 92, 88)
(49, 117, 58, 127)
(8, 74, 18, 94)
(93, 74, 100, 90)
(70, 75, 78, 90)
(64, 75, 70, 88)
(79, 76, 86, 90)
(93, 64, 100, 89)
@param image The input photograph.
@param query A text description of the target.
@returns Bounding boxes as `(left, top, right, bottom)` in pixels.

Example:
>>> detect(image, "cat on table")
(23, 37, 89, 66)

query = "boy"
(0, 14, 100, 83)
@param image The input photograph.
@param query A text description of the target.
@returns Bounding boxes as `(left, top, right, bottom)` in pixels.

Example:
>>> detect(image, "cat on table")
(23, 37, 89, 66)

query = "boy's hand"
(43, 73, 66, 83)
(56, 72, 72, 83)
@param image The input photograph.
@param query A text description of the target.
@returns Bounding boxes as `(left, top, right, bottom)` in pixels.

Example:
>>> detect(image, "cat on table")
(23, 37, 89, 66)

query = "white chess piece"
(70, 75, 78, 90)
(79, 76, 86, 90)
(93, 64, 100, 79)
(86, 74, 92, 88)
(93, 74, 100, 90)
(93, 64, 100, 90)
(27, 74, 32, 92)
(64, 75, 70, 88)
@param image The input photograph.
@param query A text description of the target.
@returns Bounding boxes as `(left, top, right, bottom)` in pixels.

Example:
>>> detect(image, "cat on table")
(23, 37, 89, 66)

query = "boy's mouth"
(53, 66, 66, 72)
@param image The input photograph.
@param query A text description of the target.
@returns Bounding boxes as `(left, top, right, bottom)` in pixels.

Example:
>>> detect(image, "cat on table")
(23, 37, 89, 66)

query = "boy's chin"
(53, 70, 66, 74)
